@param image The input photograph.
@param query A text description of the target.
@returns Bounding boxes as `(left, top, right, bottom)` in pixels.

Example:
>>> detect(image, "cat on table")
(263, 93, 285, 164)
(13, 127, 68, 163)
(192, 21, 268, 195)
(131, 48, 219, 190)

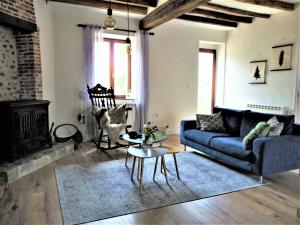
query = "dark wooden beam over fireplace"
(0, 11, 37, 33)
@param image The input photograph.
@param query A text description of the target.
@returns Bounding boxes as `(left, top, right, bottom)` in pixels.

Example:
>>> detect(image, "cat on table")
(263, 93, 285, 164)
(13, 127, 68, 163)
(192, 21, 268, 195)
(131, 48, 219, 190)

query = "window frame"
(104, 38, 132, 99)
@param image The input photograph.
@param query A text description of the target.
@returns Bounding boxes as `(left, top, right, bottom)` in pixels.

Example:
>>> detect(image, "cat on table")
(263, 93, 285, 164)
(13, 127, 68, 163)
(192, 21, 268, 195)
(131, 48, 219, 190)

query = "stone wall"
(0, 0, 43, 100)
(0, 26, 19, 100)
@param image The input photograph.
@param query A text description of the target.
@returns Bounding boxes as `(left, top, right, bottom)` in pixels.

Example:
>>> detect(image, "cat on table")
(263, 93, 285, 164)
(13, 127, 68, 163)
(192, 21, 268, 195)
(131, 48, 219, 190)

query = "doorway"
(197, 48, 216, 114)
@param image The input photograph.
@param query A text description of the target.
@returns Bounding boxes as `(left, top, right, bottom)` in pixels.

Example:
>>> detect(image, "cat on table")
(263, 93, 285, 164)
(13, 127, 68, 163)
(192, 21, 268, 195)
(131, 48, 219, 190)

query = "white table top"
(128, 146, 180, 158)
(122, 134, 167, 144)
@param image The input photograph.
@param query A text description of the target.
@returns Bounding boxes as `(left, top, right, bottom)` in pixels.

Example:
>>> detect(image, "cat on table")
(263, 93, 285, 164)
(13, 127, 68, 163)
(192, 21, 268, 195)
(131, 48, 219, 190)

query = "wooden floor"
(0, 135, 299, 225)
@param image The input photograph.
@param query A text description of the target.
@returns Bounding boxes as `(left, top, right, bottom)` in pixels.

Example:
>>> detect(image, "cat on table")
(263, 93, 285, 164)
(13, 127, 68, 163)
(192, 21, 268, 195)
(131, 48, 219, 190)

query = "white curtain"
(133, 30, 149, 132)
(83, 27, 104, 140)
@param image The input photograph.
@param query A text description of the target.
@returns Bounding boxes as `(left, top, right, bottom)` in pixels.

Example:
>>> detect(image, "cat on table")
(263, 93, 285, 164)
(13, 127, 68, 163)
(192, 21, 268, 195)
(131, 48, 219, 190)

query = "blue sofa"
(180, 107, 300, 182)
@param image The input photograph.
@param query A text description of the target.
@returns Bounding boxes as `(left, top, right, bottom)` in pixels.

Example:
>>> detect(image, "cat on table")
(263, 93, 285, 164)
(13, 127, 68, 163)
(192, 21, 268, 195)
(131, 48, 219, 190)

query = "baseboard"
(166, 129, 179, 135)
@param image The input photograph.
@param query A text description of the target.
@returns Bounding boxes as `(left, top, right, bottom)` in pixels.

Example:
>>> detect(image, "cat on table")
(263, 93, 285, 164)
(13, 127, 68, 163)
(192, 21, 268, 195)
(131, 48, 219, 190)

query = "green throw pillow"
(243, 122, 270, 150)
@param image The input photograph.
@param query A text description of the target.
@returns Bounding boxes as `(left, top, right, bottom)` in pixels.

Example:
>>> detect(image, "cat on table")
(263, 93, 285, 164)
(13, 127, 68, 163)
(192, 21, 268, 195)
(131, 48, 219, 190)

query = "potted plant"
(142, 122, 168, 148)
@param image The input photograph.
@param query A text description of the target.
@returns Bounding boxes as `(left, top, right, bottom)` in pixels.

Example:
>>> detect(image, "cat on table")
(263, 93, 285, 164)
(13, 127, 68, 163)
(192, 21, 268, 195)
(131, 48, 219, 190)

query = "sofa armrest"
(181, 120, 197, 132)
(252, 135, 300, 176)
(293, 123, 300, 135)
(180, 120, 197, 145)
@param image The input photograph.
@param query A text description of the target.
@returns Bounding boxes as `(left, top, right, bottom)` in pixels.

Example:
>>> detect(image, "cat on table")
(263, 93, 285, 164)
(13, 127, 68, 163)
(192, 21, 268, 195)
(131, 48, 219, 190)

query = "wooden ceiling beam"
(202, 2, 271, 18)
(178, 14, 238, 28)
(139, 0, 210, 31)
(111, 0, 157, 7)
(234, 0, 294, 11)
(48, 0, 148, 15)
(189, 8, 253, 23)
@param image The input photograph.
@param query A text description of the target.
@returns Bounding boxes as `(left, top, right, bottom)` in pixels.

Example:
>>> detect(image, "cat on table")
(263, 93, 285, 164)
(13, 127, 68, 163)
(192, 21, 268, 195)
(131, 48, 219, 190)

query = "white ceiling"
(208, 0, 300, 14)
(171, 0, 300, 30)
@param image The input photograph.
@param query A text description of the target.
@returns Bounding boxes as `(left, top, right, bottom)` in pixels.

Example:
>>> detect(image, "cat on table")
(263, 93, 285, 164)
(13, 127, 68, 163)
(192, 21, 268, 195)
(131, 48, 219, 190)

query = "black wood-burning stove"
(0, 100, 52, 162)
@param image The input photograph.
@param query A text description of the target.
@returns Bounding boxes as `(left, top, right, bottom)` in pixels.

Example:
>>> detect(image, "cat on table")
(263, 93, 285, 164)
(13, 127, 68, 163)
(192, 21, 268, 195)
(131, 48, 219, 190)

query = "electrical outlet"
(77, 113, 86, 124)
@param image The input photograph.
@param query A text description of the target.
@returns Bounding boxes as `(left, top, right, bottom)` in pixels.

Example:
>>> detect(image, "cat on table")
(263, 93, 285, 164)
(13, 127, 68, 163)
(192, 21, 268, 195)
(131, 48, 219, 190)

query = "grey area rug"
(55, 152, 262, 225)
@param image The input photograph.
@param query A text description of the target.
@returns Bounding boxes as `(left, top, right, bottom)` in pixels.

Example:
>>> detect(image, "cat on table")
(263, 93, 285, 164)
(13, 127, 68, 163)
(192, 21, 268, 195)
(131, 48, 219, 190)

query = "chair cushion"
(108, 104, 127, 124)
(184, 129, 230, 147)
(213, 107, 248, 136)
(210, 137, 252, 160)
(240, 111, 295, 137)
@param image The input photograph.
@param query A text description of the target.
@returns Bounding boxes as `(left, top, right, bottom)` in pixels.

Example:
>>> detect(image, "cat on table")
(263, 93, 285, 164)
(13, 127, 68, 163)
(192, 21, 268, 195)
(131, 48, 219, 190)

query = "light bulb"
(126, 37, 131, 54)
(104, 8, 116, 30)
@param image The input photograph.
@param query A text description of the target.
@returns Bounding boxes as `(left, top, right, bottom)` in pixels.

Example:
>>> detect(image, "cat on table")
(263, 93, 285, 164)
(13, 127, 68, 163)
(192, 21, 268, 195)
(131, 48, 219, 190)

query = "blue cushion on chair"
(184, 129, 230, 147)
(210, 137, 252, 160)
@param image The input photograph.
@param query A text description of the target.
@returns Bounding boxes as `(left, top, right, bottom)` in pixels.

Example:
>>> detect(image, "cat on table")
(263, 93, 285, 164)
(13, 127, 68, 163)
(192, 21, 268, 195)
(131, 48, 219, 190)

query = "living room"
(0, 0, 299, 224)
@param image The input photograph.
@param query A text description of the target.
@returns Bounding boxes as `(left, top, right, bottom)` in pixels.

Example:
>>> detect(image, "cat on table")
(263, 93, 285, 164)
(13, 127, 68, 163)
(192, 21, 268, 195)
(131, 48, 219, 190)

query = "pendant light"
(126, 0, 131, 54)
(104, 0, 117, 30)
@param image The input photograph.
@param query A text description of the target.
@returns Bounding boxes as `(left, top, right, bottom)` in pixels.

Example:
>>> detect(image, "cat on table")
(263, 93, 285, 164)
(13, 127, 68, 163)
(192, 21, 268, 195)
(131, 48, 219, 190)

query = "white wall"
(34, 0, 56, 124)
(51, 3, 139, 134)
(224, 6, 300, 111)
(37, 3, 227, 135)
(149, 20, 227, 133)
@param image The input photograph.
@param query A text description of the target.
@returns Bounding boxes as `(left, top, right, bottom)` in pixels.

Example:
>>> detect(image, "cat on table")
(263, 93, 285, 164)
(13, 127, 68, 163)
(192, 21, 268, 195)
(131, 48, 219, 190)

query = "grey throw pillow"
(196, 112, 226, 132)
(267, 116, 284, 136)
(108, 104, 127, 124)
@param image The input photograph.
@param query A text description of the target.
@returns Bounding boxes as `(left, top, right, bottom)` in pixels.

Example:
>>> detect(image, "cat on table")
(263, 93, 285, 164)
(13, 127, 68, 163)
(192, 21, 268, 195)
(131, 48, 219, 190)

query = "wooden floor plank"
(0, 135, 299, 225)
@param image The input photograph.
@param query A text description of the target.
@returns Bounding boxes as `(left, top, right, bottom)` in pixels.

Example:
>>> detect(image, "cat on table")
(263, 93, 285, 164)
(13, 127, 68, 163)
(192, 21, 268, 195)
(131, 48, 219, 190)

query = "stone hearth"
(0, 143, 75, 185)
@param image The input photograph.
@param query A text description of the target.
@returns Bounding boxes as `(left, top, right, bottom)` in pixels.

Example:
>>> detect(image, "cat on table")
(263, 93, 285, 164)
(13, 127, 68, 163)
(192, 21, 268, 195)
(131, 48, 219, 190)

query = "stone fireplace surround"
(0, 0, 43, 100)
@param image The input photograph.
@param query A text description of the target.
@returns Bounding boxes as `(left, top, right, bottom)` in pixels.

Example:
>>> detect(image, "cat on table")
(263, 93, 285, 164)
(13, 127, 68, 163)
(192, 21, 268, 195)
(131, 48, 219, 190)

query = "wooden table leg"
(139, 158, 144, 194)
(131, 156, 136, 181)
(137, 158, 141, 181)
(173, 153, 180, 180)
(153, 157, 159, 181)
(162, 155, 168, 184)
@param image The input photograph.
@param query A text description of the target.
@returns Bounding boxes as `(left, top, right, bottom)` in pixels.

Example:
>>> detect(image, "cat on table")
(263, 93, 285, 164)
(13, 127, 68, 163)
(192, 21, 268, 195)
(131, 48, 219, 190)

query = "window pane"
(114, 43, 128, 96)
(95, 41, 110, 87)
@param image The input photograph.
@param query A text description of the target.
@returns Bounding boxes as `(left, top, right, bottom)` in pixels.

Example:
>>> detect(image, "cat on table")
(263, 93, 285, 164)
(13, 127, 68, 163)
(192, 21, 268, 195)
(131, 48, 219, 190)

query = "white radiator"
(247, 104, 290, 115)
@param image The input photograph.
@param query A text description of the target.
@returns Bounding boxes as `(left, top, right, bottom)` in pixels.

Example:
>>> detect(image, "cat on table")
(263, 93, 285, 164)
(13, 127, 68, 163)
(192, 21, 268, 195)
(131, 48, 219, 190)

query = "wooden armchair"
(87, 84, 132, 150)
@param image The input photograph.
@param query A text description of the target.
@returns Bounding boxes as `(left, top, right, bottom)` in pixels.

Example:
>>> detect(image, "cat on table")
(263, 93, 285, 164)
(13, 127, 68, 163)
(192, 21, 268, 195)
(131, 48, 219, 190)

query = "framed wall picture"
(271, 44, 293, 71)
(249, 60, 267, 84)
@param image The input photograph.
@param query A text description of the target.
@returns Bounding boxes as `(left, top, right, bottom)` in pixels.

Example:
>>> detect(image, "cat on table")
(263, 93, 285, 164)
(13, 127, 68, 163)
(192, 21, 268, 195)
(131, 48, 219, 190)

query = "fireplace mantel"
(0, 11, 37, 33)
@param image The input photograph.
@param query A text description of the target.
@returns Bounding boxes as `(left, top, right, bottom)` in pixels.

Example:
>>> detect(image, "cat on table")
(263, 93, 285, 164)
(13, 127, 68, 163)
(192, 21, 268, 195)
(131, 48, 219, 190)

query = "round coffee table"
(128, 146, 168, 194)
(128, 146, 181, 194)
(122, 134, 167, 166)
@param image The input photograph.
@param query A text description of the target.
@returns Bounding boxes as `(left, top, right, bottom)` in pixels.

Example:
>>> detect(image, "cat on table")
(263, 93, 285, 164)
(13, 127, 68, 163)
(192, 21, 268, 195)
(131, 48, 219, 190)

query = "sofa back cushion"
(213, 107, 247, 136)
(240, 111, 295, 137)
(293, 124, 300, 136)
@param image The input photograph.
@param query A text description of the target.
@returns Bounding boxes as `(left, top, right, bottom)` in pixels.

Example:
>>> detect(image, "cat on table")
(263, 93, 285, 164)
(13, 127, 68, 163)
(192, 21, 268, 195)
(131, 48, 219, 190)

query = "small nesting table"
(128, 146, 181, 194)
(122, 134, 167, 166)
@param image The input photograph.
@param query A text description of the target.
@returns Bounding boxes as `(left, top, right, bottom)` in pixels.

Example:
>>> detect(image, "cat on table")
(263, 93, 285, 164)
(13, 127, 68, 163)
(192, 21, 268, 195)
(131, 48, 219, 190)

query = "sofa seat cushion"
(184, 129, 230, 147)
(210, 137, 252, 160)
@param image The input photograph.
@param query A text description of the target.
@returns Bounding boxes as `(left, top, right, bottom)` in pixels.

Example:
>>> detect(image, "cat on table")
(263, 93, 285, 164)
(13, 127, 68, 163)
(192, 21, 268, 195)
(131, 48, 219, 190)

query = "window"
(99, 38, 131, 99)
